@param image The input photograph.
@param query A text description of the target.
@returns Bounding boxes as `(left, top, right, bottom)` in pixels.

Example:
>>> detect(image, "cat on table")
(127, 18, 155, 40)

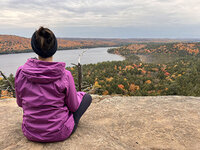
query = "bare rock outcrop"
(0, 96, 200, 150)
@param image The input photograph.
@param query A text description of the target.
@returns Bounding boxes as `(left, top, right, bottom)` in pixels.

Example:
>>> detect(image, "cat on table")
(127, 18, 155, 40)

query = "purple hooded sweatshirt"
(15, 58, 85, 142)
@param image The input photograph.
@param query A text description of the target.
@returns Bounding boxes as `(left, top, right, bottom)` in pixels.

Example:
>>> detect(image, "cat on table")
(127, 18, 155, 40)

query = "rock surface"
(0, 95, 200, 150)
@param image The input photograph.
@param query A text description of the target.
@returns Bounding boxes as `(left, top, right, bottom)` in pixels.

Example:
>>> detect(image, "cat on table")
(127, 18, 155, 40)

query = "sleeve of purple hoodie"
(64, 70, 86, 112)
(15, 66, 23, 107)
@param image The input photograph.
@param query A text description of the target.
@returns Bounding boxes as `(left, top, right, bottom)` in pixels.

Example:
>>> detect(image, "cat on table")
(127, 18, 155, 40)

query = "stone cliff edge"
(0, 95, 200, 150)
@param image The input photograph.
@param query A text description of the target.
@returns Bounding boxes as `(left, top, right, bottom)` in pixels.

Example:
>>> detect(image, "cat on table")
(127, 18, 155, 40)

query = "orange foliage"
(106, 77, 113, 82)
(141, 70, 147, 74)
(178, 74, 182, 77)
(94, 81, 101, 88)
(118, 84, 124, 89)
(148, 90, 155, 94)
(164, 72, 170, 76)
(126, 44, 147, 53)
(129, 83, 140, 92)
(145, 80, 152, 84)
(102, 90, 109, 95)
(115, 42, 200, 56)
(0, 35, 118, 52)
(173, 43, 199, 55)
(123, 65, 134, 70)
(0, 35, 31, 52)
(0, 90, 13, 98)
(151, 68, 159, 72)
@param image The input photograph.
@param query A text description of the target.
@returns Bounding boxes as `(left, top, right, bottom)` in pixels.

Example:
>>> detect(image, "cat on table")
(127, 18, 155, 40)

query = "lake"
(0, 47, 124, 76)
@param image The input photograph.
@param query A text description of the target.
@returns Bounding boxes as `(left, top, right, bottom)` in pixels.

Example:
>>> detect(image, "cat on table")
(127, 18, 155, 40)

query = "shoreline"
(0, 46, 123, 76)
(0, 45, 121, 55)
(107, 49, 127, 60)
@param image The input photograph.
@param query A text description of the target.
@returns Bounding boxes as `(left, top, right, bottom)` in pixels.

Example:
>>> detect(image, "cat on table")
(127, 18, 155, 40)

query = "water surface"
(0, 47, 124, 76)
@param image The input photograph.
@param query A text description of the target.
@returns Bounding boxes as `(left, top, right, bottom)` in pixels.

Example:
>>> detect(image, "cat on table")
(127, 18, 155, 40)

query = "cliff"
(0, 95, 200, 150)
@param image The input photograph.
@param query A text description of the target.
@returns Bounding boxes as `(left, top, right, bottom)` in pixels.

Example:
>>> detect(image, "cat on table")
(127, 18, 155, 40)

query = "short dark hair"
(35, 27, 56, 52)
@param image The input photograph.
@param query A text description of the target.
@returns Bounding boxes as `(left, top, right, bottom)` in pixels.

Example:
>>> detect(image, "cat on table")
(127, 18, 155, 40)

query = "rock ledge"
(0, 96, 200, 150)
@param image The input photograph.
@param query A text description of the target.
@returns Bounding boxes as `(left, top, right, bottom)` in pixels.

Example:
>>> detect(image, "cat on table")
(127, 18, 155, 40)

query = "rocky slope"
(0, 95, 200, 150)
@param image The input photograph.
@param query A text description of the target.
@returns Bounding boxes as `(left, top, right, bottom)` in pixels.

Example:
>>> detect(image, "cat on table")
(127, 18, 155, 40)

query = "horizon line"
(0, 34, 200, 40)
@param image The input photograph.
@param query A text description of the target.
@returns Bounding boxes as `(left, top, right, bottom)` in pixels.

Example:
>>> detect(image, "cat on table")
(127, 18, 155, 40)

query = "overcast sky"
(0, 0, 200, 38)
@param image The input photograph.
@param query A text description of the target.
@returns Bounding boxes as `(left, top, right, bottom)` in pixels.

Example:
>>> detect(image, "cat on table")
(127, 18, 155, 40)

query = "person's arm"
(64, 71, 81, 112)
(15, 66, 23, 107)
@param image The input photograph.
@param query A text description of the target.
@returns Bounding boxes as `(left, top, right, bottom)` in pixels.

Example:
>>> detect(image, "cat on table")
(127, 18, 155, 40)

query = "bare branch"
(0, 71, 15, 98)
(71, 63, 78, 67)
(78, 49, 87, 64)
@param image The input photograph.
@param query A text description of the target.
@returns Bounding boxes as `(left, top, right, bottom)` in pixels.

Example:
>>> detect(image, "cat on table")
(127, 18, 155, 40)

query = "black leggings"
(71, 93, 92, 135)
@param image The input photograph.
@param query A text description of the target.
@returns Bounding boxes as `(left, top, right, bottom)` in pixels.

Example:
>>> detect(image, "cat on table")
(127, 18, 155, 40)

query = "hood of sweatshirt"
(21, 58, 66, 84)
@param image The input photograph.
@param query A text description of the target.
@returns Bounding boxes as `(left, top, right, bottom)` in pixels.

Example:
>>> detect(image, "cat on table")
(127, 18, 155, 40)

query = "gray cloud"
(0, 0, 200, 37)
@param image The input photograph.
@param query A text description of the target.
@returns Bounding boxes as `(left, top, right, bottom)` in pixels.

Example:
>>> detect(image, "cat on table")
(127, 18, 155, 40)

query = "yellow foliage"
(94, 81, 101, 88)
(165, 76, 173, 82)
(0, 77, 3, 80)
(70, 67, 74, 71)
(124, 78, 127, 81)
(171, 74, 176, 78)
(124, 65, 133, 70)
(106, 77, 113, 82)
(165, 76, 170, 80)
(178, 74, 182, 77)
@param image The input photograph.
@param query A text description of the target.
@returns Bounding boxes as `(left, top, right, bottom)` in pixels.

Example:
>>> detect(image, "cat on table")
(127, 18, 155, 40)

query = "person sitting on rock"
(15, 26, 92, 142)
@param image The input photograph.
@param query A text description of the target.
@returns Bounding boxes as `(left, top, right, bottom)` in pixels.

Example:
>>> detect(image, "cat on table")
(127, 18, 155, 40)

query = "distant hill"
(0, 35, 119, 54)
(109, 42, 200, 56)
(0, 35, 189, 54)
(0, 35, 31, 53)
